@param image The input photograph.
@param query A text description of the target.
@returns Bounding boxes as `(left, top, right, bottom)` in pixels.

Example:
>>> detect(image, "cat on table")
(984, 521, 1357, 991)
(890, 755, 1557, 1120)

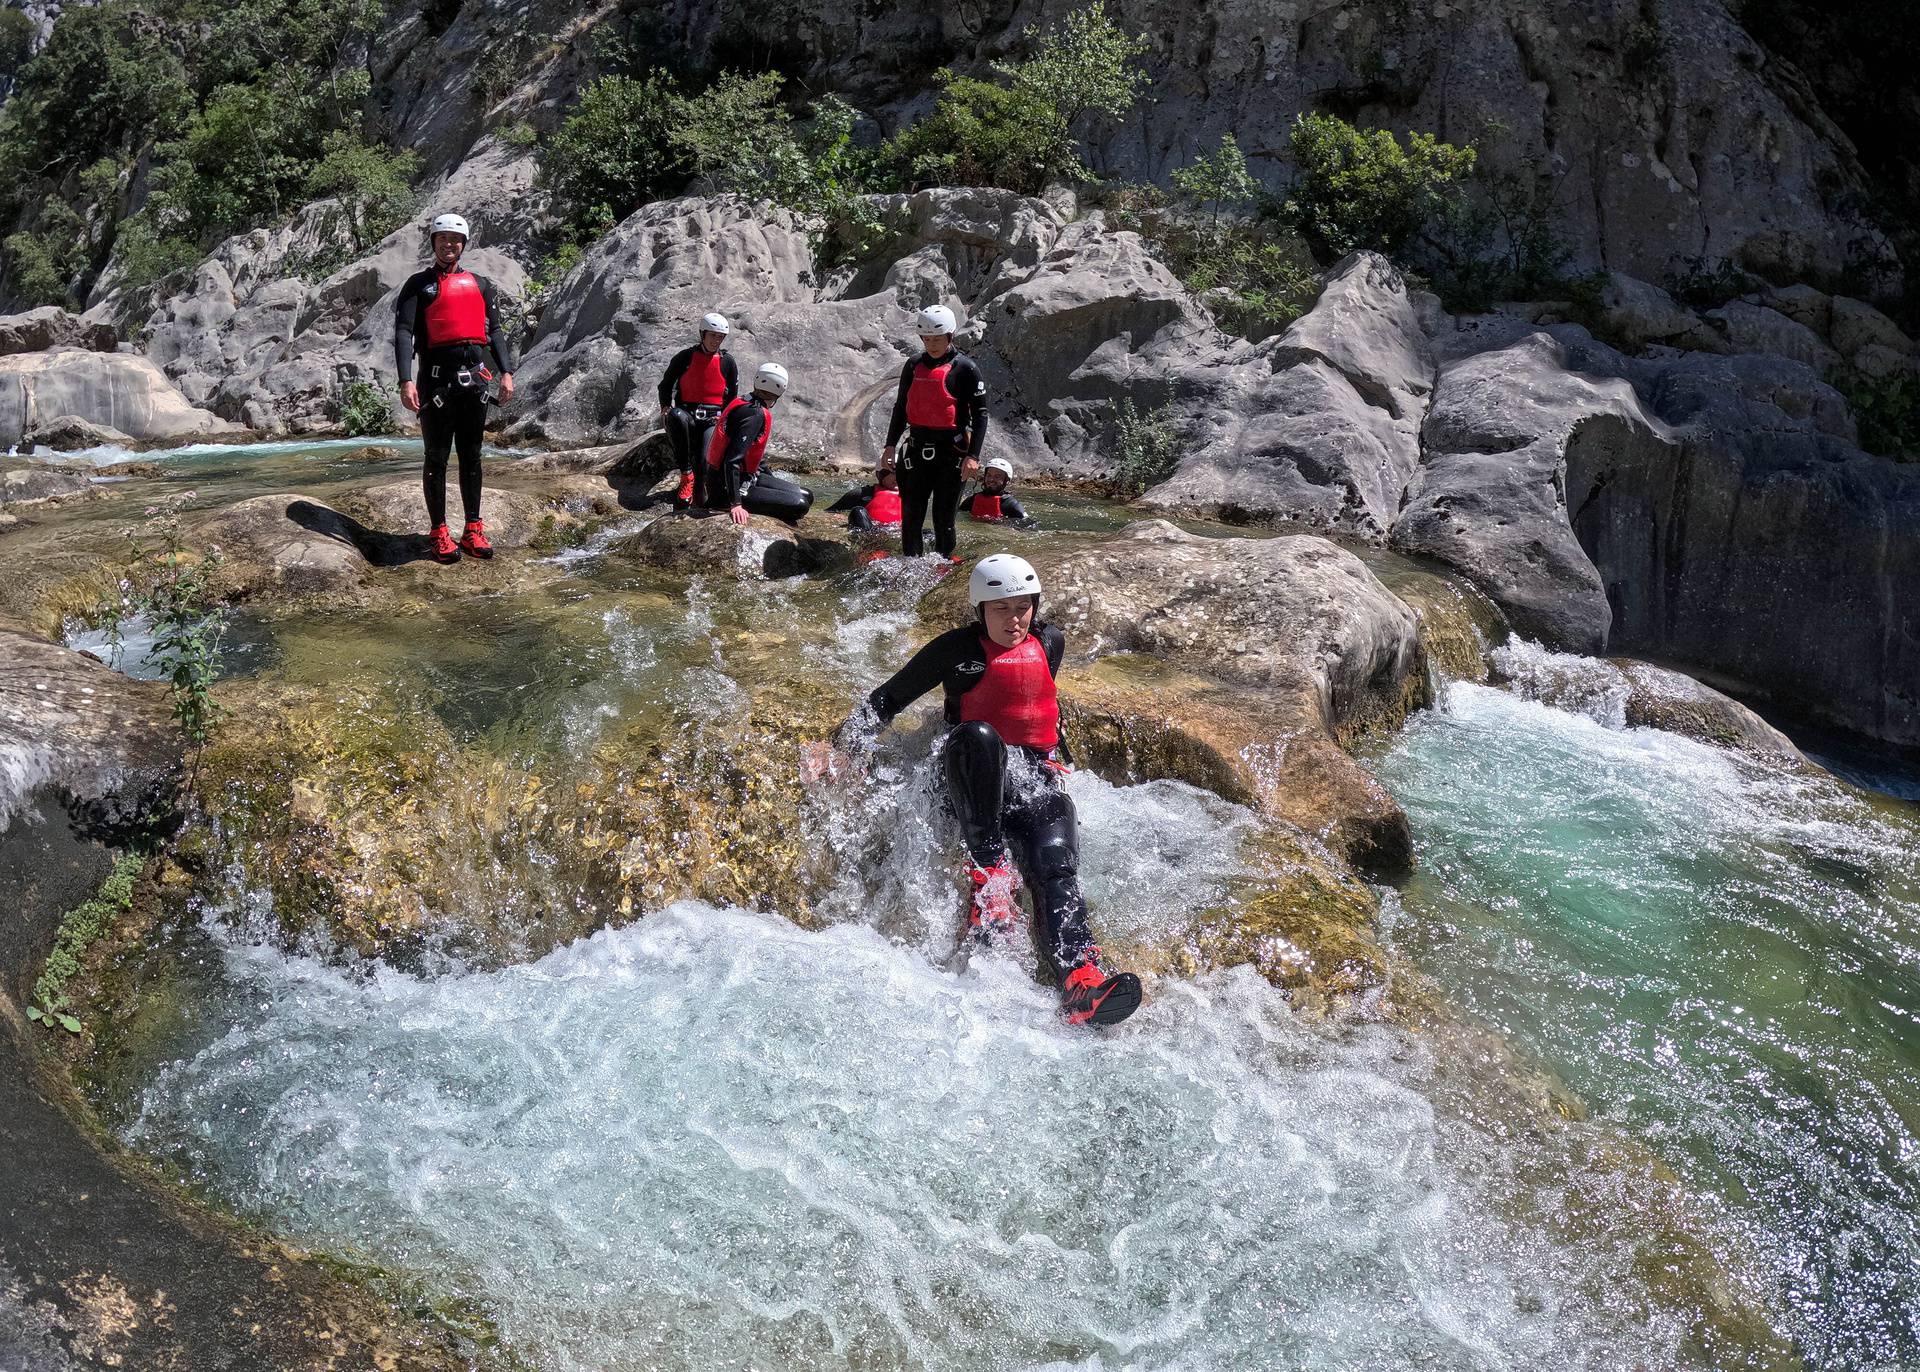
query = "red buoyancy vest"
(959, 633, 1059, 749)
(867, 487, 903, 524)
(706, 398, 771, 475)
(424, 270, 489, 348)
(968, 493, 1004, 521)
(905, 359, 958, 429)
(679, 348, 729, 405)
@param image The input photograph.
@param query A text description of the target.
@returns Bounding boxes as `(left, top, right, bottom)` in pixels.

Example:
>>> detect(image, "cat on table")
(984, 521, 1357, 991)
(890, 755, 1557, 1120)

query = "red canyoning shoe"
(968, 863, 1021, 941)
(676, 470, 697, 505)
(1061, 954, 1142, 1027)
(459, 519, 494, 560)
(428, 523, 461, 564)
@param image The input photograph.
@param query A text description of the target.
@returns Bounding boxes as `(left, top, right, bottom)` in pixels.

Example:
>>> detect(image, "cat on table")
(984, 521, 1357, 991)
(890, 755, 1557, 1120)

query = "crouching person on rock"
(699, 362, 814, 527)
(813, 553, 1142, 1027)
(395, 212, 515, 564)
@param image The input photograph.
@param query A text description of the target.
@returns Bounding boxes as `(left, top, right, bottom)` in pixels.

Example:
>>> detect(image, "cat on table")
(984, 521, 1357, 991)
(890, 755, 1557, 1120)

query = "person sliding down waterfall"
(658, 312, 739, 509)
(395, 213, 516, 565)
(882, 305, 986, 560)
(698, 362, 815, 526)
(962, 457, 1032, 526)
(814, 553, 1142, 1027)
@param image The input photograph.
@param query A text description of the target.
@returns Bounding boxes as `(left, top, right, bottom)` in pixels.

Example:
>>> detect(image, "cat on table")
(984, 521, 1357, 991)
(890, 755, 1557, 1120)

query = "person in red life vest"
(825, 463, 904, 533)
(699, 361, 814, 526)
(657, 312, 739, 508)
(881, 304, 987, 560)
(814, 553, 1142, 1027)
(394, 212, 516, 564)
(961, 456, 1033, 525)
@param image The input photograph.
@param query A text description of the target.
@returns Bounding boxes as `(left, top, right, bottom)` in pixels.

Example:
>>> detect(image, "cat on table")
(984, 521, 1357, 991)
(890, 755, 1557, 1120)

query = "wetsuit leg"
(689, 413, 719, 507)
(898, 454, 934, 557)
(847, 507, 874, 532)
(740, 470, 814, 527)
(929, 446, 964, 558)
(419, 390, 454, 528)
(943, 720, 1008, 866)
(665, 407, 696, 475)
(1005, 769, 1094, 979)
(452, 389, 485, 524)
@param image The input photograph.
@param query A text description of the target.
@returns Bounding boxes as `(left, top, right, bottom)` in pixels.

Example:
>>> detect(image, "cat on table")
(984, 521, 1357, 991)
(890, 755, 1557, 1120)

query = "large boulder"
(339, 481, 559, 547)
(0, 306, 118, 356)
(0, 350, 237, 449)
(25, 414, 137, 451)
(0, 463, 95, 509)
(611, 510, 849, 580)
(195, 495, 373, 598)
(1704, 300, 1844, 374)
(1392, 329, 1670, 653)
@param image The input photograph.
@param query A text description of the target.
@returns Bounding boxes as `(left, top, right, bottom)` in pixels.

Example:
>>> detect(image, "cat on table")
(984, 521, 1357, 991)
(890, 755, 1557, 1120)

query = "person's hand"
(660, 405, 671, 422)
(882, 444, 896, 467)
(729, 504, 750, 525)
(498, 373, 515, 402)
(960, 456, 980, 480)
(800, 741, 858, 785)
(401, 380, 420, 412)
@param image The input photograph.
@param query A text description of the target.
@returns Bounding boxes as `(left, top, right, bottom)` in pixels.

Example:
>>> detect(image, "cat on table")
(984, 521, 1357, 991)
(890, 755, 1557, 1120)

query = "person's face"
(700, 330, 725, 352)
(921, 332, 952, 358)
(432, 232, 465, 267)
(876, 468, 898, 490)
(982, 469, 1008, 493)
(982, 595, 1035, 649)
(757, 387, 781, 406)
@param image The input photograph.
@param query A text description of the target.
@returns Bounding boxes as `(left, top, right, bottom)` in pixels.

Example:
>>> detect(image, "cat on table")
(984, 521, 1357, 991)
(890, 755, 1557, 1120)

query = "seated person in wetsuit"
(826, 464, 903, 533)
(658, 311, 739, 508)
(816, 553, 1141, 1027)
(961, 457, 1032, 526)
(698, 362, 814, 527)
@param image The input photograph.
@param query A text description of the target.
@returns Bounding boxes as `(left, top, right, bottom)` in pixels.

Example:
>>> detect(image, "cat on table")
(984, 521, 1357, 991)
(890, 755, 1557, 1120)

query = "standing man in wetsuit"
(395, 212, 516, 564)
(700, 362, 815, 526)
(658, 312, 739, 508)
(813, 553, 1141, 1027)
(882, 305, 987, 560)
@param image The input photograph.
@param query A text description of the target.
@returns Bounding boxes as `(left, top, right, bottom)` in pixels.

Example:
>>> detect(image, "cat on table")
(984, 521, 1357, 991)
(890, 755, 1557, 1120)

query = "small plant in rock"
(337, 379, 394, 436)
(1667, 254, 1758, 309)
(97, 511, 228, 785)
(26, 852, 142, 1034)
(1110, 398, 1180, 498)
(1831, 367, 1920, 461)
(1172, 133, 1258, 229)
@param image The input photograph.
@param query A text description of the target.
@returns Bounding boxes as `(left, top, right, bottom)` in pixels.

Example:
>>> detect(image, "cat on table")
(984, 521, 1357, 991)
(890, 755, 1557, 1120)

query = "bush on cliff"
(1285, 112, 1476, 260)
(543, 72, 689, 239)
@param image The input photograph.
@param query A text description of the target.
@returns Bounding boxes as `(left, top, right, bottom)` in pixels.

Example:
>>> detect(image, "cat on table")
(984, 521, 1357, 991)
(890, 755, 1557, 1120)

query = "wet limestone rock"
(0, 305, 118, 355)
(1615, 661, 1802, 758)
(339, 480, 560, 547)
(25, 414, 137, 451)
(193, 494, 372, 599)
(0, 463, 96, 510)
(613, 510, 850, 579)
(0, 350, 238, 449)
(0, 628, 178, 830)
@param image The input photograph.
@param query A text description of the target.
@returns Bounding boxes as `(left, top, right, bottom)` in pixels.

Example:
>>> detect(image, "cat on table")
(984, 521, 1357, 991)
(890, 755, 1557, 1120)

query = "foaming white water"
(1489, 640, 1632, 728)
(129, 902, 1689, 1372)
(64, 615, 167, 681)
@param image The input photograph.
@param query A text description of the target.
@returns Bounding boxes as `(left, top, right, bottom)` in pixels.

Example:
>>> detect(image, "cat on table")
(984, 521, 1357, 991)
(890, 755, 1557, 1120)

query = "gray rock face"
(0, 306, 118, 356)
(26, 415, 136, 451)
(1704, 300, 1844, 373)
(1597, 273, 1719, 352)
(0, 350, 236, 448)
(0, 628, 177, 831)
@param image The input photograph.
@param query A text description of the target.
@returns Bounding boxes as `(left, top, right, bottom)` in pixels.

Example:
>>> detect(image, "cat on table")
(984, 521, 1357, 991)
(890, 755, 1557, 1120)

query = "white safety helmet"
(984, 457, 1014, 479)
(915, 304, 958, 337)
(755, 361, 789, 397)
(969, 553, 1041, 610)
(700, 311, 731, 336)
(429, 212, 470, 241)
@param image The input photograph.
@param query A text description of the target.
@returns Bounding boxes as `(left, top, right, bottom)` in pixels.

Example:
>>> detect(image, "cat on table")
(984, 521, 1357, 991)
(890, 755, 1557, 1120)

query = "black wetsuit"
(394, 267, 515, 528)
(827, 483, 902, 532)
(658, 345, 739, 506)
(885, 351, 987, 557)
(840, 621, 1091, 977)
(700, 396, 814, 526)
(962, 488, 1030, 524)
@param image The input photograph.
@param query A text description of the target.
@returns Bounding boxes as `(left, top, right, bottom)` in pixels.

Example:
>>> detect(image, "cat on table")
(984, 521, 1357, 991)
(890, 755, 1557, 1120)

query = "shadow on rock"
(285, 498, 438, 569)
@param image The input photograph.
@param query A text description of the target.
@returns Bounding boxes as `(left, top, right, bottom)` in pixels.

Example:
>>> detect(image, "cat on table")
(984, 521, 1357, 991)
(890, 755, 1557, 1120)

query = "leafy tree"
(1172, 133, 1257, 227)
(111, 213, 202, 291)
(542, 72, 689, 237)
(1285, 112, 1475, 259)
(997, 0, 1150, 128)
(0, 8, 36, 83)
(881, 71, 1074, 195)
(306, 131, 420, 247)
(3, 208, 90, 305)
(150, 80, 317, 239)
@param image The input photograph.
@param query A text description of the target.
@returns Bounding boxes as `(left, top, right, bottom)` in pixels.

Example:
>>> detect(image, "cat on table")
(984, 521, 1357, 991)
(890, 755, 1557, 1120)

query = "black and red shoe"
(459, 519, 494, 560)
(967, 862, 1021, 942)
(1061, 955, 1142, 1027)
(675, 471, 697, 506)
(428, 523, 461, 564)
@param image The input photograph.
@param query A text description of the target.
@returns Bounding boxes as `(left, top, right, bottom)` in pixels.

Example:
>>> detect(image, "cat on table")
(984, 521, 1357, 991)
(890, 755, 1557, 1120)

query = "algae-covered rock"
(613, 510, 851, 580)
(340, 480, 561, 547)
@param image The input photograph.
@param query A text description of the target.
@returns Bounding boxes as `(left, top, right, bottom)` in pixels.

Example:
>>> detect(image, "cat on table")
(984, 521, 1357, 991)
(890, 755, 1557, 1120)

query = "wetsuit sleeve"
(884, 358, 915, 446)
(954, 355, 988, 455)
(478, 276, 515, 375)
(722, 353, 739, 404)
(1001, 494, 1030, 523)
(825, 485, 873, 514)
(715, 403, 767, 507)
(393, 274, 424, 382)
(658, 347, 693, 407)
(835, 628, 976, 747)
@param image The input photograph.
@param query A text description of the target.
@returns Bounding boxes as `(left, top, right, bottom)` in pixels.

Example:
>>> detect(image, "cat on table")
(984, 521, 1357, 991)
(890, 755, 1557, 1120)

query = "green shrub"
(26, 852, 143, 1034)
(995, 0, 1150, 129)
(1172, 133, 1258, 227)
(542, 72, 689, 238)
(305, 131, 420, 247)
(1285, 111, 1475, 259)
(1110, 397, 1179, 498)
(1832, 368, 1920, 461)
(112, 213, 203, 291)
(3, 204, 90, 306)
(1667, 254, 1758, 310)
(882, 72, 1075, 195)
(337, 379, 394, 437)
(1416, 168, 1585, 312)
